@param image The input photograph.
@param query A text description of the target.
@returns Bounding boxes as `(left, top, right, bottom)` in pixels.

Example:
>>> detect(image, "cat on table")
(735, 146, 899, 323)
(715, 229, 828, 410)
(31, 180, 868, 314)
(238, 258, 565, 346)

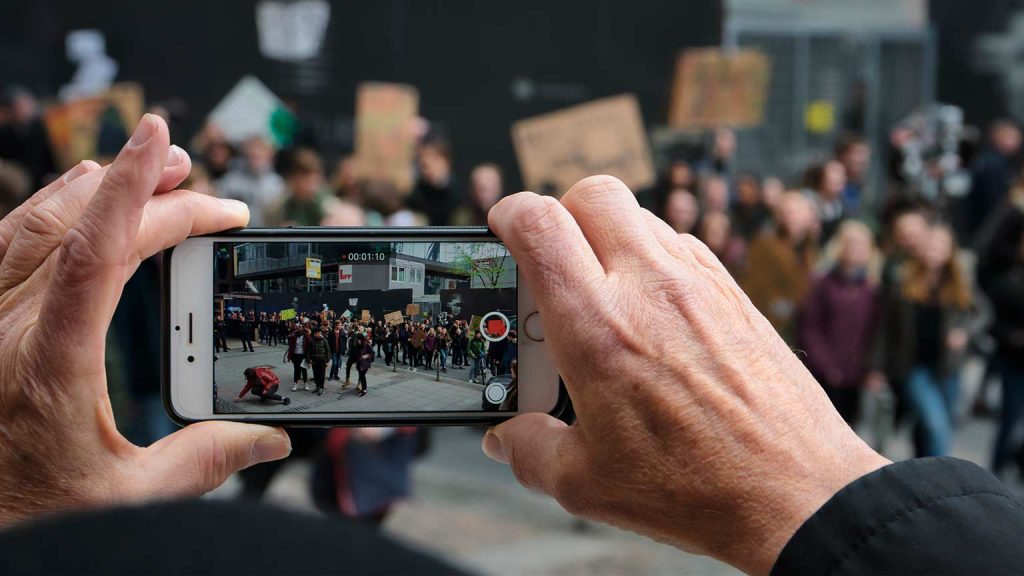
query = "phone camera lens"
(175, 325, 181, 331)
(187, 355, 195, 363)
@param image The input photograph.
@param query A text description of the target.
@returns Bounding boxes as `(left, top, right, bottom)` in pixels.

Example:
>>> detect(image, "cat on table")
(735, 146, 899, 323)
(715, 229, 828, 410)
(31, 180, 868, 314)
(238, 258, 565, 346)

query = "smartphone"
(162, 227, 562, 426)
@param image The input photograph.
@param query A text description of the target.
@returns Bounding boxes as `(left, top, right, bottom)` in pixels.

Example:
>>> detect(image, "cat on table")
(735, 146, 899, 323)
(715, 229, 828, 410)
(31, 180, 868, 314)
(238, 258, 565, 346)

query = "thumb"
(483, 413, 572, 495)
(143, 422, 292, 497)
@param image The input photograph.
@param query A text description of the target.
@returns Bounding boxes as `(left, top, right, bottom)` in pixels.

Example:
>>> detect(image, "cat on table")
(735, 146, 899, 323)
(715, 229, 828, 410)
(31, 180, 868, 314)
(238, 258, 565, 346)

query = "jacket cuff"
(771, 457, 1021, 575)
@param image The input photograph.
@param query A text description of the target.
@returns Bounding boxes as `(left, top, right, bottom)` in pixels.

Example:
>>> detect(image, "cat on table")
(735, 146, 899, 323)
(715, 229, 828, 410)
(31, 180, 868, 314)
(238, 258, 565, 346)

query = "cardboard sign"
(405, 303, 420, 316)
(279, 308, 296, 320)
(338, 264, 353, 284)
(305, 258, 321, 279)
(341, 309, 353, 319)
(512, 94, 655, 196)
(669, 48, 771, 129)
(354, 82, 419, 194)
(469, 314, 482, 334)
(384, 310, 404, 325)
(361, 310, 371, 321)
(44, 82, 144, 169)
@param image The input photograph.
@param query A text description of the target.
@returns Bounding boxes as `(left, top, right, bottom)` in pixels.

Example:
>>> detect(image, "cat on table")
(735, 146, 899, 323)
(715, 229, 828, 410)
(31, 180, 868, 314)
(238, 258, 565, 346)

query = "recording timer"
(341, 252, 387, 262)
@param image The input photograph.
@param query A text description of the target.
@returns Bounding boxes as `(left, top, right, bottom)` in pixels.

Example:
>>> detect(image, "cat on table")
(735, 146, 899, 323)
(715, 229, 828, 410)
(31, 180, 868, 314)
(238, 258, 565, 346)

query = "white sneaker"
(291, 384, 299, 392)
(304, 383, 312, 391)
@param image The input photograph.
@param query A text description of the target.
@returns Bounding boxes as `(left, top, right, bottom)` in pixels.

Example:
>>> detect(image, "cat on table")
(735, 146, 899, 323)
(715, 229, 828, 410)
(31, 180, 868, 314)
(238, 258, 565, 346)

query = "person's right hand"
(485, 176, 889, 575)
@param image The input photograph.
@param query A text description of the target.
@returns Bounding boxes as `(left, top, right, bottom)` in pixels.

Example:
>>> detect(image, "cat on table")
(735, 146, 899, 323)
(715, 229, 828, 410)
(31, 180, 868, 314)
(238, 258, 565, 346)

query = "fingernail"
(252, 431, 292, 464)
(128, 114, 158, 147)
(482, 430, 507, 464)
(165, 145, 186, 167)
(219, 197, 250, 215)
(62, 160, 96, 183)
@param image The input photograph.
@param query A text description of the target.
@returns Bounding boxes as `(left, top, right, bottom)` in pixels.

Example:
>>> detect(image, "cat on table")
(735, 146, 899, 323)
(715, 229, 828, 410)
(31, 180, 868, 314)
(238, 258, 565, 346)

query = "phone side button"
(523, 311, 544, 342)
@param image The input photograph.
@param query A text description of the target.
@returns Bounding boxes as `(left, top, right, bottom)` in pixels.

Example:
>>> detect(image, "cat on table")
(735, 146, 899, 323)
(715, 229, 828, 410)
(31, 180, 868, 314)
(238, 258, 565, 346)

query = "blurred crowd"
(3, 82, 1024, 498)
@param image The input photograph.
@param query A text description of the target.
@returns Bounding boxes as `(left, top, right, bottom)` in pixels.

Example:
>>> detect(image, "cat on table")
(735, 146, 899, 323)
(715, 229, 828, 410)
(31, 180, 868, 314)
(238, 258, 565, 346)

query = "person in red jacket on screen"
(236, 366, 291, 406)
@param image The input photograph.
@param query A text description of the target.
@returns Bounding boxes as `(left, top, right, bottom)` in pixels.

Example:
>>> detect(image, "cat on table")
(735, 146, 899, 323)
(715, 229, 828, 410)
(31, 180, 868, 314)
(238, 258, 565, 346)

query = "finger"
(37, 114, 169, 351)
(483, 413, 573, 495)
(640, 209, 702, 266)
(0, 160, 100, 263)
(155, 144, 191, 194)
(134, 190, 249, 260)
(559, 175, 664, 272)
(488, 191, 603, 325)
(142, 422, 291, 497)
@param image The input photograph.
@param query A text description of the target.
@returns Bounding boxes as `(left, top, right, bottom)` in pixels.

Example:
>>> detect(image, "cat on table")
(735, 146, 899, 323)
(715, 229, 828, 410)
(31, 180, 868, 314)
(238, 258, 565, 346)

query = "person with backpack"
(236, 367, 290, 406)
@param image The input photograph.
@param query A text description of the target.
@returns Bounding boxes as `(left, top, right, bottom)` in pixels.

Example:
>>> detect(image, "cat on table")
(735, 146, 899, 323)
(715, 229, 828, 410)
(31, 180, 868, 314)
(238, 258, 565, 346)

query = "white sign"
(256, 0, 330, 62)
(207, 76, 295, 148)
(338, 264, 353, 284)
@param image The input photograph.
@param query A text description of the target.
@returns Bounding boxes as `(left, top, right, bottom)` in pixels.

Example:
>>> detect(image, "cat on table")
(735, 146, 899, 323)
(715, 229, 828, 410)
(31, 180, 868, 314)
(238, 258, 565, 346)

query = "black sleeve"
(0, 499, 468, 575)
(772, 457, 1024, 575)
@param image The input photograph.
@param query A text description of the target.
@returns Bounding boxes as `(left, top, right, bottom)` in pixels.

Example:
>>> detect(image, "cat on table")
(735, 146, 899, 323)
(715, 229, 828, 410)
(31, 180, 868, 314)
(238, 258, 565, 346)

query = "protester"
(697, 211, 745, 276)
(967, 119, 1022, 243)
(451, 162, 503, 226)
(732, 172, 769, 239)
(287, 323, 312, 392)
(216, 136, 284, 227)
(237, 367, 291, 406)
(798, 221, 880, 424)
(803, 159, 847, 244)
(309, 329, 331, 396)
(699, 174, 730, 215)
(266, 148, 332, 227)
(0, 86, 57, 188)
(328, 321, 346, 381)
(355, 333, 374, 397)
(742, 191, 819, 342)
(467, 330, 486, 384)
(988, 222, 1024, 475)
(408, 136, 459, 225)
(834, 133, 872, 214)
(874, 224, 973, 457)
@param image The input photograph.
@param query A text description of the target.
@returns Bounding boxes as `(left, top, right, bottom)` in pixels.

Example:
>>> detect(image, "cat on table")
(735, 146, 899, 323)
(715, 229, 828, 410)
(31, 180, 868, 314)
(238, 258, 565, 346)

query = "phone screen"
(212, 240, 518, 414)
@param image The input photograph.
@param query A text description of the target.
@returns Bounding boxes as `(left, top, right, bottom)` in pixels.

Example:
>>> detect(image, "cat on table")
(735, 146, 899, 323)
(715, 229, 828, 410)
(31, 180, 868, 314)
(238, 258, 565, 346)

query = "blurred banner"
(512, 94, 656, 196)
(44, 82, 143, 169)
(669, 48, 771, 129)
(353, 82, 420, 195)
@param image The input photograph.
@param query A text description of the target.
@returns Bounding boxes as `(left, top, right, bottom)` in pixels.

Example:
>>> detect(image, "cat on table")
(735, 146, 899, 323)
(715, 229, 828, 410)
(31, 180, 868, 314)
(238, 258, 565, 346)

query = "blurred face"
(893, 212, 927, 255)
(737, 175, 759, 206)
(11, 93, 37, 123)
(993, 124, 1022, 156)
(839, 226, 873, 270)
(841, 143, 871, 181)
(921, 227, 954, 272)
(290, 171, 322, 200)
(820, 161, 847, 199)
(418, 145, 451, 186)
(665, 190, 699, 234)
(714, 128, 736, 159)
(669, 162, 693, 188)
(779, 194, 814, 242)
(333, 157, 358, 192)
(700, 212, 731, 253)
(470, 165, 502, 211)
(761, 177, 784, 209)
(244, 139, 274, 171)
(702, 178, 729, 213)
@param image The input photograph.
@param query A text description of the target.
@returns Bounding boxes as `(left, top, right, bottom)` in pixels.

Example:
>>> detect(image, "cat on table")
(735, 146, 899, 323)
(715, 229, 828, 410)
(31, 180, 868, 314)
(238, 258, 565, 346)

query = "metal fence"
(724, 25, 935, 209)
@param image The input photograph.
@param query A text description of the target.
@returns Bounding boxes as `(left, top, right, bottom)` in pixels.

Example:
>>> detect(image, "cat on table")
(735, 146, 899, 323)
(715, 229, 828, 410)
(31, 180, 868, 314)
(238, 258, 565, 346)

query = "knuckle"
(57, 225, 108, 284)
(21, 200, 69, 241)
(194, 433, 233, 493)
(565, 175, 628, 200)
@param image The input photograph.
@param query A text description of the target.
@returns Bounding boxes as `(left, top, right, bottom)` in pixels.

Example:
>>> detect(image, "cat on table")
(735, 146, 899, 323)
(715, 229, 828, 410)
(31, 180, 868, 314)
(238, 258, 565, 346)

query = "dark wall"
(0, 0, 721, 189)
(930, 0, 1023, 126)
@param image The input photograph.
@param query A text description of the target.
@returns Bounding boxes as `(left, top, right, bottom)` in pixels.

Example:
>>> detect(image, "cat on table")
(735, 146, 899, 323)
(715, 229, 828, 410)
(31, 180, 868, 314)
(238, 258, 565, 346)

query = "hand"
(484, 176, 889, 575)
(947, 328, 969, 353)
(0, 115, 292, 527)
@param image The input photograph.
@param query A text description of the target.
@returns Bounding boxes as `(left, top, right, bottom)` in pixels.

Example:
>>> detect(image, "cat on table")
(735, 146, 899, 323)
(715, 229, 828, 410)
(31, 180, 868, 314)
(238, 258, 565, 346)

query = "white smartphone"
(163, 227, 563, 426)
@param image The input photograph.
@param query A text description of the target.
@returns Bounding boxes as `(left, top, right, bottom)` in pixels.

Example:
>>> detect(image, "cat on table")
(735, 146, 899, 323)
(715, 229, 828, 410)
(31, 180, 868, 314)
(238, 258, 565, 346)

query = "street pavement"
(206, 357, 1024, 575)
(215, 339, 483, 413)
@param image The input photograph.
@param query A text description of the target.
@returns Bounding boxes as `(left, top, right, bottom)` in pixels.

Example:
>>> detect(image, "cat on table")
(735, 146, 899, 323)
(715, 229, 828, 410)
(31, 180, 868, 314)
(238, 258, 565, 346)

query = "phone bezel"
(162, 227, 563, 426)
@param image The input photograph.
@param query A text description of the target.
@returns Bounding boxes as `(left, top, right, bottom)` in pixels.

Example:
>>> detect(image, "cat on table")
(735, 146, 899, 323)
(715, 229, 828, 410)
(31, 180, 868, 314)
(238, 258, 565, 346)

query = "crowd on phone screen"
(220, 309, 517, 401)
(3, 83, 1024, 521)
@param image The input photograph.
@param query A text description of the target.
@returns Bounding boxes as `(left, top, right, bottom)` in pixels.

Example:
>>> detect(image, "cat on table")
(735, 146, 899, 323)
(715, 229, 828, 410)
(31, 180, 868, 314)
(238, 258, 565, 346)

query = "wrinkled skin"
(484, 176, 889, 575)
(0, 115, 291, 527)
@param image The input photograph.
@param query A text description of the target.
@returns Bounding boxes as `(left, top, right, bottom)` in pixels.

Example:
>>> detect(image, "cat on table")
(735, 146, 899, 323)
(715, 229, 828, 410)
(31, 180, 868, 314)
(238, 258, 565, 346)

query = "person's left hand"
(0, 114, 292, 527)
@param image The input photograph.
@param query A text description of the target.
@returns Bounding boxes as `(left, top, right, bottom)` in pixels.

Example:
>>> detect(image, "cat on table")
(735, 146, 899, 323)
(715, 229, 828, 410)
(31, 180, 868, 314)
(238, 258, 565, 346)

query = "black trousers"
(358, 368, 369, 392)
(291, 353, 307, 383)
(253, 384, 285, 403)
(346, 355, 358, 381)
(312, 360, 327, 391)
